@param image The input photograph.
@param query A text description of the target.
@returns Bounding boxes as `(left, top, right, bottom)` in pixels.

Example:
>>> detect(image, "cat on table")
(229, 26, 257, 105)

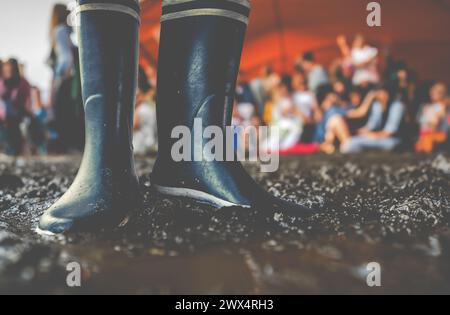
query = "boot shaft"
(156, 0, 251, 158)
(76, 0, 140, 168)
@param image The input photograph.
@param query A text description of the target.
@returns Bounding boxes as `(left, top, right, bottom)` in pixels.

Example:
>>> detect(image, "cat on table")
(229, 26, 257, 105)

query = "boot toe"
(37, 213, 75, 235)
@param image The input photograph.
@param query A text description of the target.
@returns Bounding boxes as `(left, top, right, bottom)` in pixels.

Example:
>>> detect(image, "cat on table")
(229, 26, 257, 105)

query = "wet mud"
(0, 153, 450, 294)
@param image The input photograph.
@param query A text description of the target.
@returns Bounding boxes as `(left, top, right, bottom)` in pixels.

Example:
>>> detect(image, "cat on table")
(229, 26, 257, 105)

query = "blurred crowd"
(232, 34, 450, 155)
(0, 4, 83, 157)
(0, 4, 449, 158)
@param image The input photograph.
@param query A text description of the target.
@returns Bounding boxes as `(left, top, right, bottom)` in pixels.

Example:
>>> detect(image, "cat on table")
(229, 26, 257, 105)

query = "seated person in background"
(133, 68, 157, 155)
(319, 90, 379, 153)
(236, 73, 261, 119)
(263, 75, 304, 151)
(314, 83, 365, 152)
(233, 100, 260, 129)
(348, 87, 364, 109)
(234, 73, 261, 132)
(248, 67, 276, 118)
(314, 90, 342, 151)
(446, 95, 450, 151)
(416, 82, 448, 153)
(332, 79, 350, 102)
(292, 71, 320, 123)
(232, 99, 261, 152)
(339, 85, 405, 154)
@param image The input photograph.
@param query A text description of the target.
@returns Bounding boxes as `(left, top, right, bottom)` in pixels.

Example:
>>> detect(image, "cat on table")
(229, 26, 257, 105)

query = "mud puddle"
(0, 153, 449, 294)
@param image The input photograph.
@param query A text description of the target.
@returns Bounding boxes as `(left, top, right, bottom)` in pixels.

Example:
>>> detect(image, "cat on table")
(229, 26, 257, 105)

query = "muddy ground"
(0, 153, 450, 294)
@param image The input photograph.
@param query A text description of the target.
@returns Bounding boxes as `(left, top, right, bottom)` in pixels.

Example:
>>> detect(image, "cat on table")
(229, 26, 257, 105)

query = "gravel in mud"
(0, 153, 450, 294)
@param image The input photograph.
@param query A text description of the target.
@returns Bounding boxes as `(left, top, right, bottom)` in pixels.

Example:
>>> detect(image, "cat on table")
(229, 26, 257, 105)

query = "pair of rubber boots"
(38, 0, 315, 235)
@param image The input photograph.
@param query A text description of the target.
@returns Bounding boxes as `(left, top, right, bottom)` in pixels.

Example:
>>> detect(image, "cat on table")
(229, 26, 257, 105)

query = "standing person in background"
(299, 51, 329, 94)
(0, 58, 31, 156)
(48, 3, 83, 152)
(28, 87, 48, 155)
(337, 34, 379, 89)
(49, 4, 74, 100)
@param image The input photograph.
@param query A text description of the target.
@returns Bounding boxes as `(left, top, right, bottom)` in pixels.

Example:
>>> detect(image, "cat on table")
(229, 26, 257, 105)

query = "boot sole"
(35, 226, 58, 237)
(35, 214, 131, 236)
(153, 184, 251, 209)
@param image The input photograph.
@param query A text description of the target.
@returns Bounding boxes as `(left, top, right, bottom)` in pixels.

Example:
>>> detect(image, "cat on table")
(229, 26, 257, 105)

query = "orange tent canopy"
(139, 0, 450, 84)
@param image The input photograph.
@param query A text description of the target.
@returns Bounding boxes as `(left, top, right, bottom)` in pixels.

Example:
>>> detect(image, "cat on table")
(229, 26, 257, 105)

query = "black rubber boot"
(38, 0, 141, 235)
(152, 0, 315, 219)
